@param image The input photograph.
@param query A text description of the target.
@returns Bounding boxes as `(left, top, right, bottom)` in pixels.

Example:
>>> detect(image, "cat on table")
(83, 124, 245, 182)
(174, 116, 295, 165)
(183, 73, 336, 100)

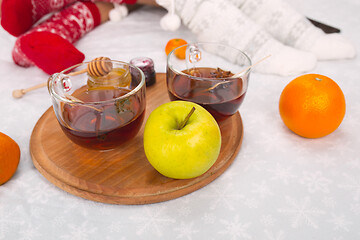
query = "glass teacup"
(166, 42, 251, 121)
(48, 60, 146, 150)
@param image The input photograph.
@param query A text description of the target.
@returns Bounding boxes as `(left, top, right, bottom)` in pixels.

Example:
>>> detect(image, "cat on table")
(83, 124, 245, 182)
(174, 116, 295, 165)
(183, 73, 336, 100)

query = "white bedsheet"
(0, 1, 359, 239)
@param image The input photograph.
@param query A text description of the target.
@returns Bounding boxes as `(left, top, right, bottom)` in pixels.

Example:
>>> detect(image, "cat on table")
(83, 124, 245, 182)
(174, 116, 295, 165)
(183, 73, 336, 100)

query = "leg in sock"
(13, 32, 85, 74)
(0, 0, 137, 37)
(227, 0, 356, 60)
(174, 0, 317, 76)
(12, 1, 110, 75)
(1, 0, 77, 37)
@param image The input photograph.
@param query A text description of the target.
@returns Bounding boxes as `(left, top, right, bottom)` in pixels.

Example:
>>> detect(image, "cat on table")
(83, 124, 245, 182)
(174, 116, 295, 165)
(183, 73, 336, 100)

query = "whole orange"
(279, 74, 346, 138)
(165, 38, 187, 59)
(0, 132, 21, 185)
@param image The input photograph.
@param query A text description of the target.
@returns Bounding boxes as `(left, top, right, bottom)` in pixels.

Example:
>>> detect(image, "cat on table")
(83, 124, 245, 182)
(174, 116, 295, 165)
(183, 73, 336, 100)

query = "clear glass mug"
(167, 42, 252, 121)
(48, 60, 146, 150)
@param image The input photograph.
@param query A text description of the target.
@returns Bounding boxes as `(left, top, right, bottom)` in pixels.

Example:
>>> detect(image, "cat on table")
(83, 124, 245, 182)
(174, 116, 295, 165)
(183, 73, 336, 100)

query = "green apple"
(143, 100, 221, 179)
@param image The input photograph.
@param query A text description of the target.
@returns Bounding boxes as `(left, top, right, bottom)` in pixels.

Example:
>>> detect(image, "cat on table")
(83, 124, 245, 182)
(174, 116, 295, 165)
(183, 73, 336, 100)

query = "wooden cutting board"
(30, 73, 243, 205)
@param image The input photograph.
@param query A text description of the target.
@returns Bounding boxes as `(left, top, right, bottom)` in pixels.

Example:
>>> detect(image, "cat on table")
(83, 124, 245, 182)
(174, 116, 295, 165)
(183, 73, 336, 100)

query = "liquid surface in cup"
(60, 86, 145, 150)
(167, 67, 246, 121)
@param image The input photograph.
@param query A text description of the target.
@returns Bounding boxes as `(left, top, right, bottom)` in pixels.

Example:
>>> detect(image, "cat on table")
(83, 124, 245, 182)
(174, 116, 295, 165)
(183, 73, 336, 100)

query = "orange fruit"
(165, 38, 187, 59)
(0, 132, 21, 185)
(279, 74, 346, 138)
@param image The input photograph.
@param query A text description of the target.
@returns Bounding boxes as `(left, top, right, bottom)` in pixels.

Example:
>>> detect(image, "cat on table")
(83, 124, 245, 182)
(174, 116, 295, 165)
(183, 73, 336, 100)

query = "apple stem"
(178, 107, 196, 130)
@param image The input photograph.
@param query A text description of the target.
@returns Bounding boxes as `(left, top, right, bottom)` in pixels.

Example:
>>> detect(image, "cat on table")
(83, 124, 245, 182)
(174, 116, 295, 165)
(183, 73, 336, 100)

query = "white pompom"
(156, 0, 172, 10)
(109, 9, 123, 21)
(160, 13, 181, 31)
(109, 4, 128, 22)
(117, 5, 128, 17)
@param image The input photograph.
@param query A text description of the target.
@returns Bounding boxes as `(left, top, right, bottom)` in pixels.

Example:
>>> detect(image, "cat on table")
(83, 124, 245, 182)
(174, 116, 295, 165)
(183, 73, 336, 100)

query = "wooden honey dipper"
(12, 57, 113, 99)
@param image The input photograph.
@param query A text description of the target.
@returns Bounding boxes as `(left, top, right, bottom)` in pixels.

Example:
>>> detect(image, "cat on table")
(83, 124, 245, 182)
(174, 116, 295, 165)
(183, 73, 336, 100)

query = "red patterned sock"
(1, 0, 77, 37)
(1, 0, 137, 37)
(12, 1, 101, 75)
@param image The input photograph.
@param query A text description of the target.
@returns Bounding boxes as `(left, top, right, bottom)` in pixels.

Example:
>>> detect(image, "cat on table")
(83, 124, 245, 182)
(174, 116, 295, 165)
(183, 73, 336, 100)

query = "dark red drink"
(167, 67, 247, 121)
(60, 86, 145, 150)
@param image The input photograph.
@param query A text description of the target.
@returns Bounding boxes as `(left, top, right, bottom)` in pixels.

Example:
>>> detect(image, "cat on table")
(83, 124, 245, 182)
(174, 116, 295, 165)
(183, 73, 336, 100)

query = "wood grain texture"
(30, 73, 243, 205)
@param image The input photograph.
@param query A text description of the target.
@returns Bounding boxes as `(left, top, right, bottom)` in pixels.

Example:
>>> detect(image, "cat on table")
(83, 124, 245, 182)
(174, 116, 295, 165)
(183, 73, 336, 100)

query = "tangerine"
(165, 38, 187, 60)
(0, 132, 21, 185)
(279, 74, 346, 138)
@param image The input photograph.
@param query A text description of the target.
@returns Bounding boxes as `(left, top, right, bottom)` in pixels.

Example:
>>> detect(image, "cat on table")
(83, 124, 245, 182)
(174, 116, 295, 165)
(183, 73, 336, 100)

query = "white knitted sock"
(171, 0, 317, 76)
(228, 0, 356, 60)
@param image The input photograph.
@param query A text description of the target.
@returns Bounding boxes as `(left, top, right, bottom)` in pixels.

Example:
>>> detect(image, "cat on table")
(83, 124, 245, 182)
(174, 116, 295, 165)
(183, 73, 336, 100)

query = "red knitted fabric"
(15, 32, 86, 75)
(1, 0, 137, 37)
(1, 0, 77, 37)
(12, 1, 101, 75)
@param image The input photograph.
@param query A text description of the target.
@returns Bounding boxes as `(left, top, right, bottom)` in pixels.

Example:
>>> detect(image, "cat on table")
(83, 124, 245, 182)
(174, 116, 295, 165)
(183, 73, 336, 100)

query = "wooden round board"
(30, 73, 243, 205)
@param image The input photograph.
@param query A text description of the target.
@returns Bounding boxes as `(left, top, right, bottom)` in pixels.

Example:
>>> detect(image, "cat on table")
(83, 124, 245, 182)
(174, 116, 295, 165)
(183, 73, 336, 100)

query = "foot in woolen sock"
(227, 0, 356, 60)
(0, 0, 137, 37)
(308, 33, 356, 60)
(13, 32, 85, 75)
(174, 0, 317, 76)
(1, 0, 77, 37)
(12, 1, 101, 75)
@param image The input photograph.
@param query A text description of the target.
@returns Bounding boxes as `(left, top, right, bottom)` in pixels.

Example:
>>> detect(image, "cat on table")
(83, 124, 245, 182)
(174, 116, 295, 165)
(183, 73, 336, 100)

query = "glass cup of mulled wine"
(166, 42, 252, 121)
(48, 59, 146, 151)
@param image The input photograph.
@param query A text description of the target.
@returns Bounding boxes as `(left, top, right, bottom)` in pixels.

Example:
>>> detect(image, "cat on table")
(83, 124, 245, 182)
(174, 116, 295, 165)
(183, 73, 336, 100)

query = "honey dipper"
(12, 57, 113, 99)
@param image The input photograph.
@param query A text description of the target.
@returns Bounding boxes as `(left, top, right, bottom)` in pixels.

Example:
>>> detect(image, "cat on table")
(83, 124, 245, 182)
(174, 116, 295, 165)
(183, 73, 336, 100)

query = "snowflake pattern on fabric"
(30, 2, 96, 43)
(278, 196, 326, 229)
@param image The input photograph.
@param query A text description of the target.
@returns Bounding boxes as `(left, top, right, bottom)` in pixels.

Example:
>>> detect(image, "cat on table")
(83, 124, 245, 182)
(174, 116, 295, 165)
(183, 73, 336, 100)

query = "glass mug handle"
(48, 73, 73, 97)
(186, 43, 202, 64)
